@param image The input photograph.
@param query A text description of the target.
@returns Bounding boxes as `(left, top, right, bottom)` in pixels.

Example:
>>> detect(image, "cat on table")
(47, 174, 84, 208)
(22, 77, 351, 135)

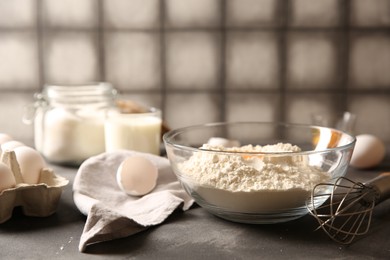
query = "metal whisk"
(307, 172, 390, 244)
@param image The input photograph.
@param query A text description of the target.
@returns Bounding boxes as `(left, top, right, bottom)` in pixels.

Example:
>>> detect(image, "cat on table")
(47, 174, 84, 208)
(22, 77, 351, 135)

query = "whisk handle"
(365, 172, 390, 204)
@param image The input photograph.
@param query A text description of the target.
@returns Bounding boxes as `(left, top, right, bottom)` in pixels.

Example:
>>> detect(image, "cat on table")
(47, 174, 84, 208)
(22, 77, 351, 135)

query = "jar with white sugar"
(25, 83, 117, 165)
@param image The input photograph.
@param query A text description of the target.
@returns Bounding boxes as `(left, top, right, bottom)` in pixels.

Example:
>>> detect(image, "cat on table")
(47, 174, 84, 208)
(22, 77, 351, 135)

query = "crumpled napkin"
(73, 150, 194, 252)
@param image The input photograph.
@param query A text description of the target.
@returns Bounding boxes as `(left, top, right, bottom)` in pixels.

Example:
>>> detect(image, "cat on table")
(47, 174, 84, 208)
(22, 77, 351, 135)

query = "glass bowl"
(163, 122, 356, 224)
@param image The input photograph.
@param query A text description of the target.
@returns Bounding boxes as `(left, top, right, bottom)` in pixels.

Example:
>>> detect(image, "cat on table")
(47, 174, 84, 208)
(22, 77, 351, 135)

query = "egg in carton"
(0, 147, 69, 224)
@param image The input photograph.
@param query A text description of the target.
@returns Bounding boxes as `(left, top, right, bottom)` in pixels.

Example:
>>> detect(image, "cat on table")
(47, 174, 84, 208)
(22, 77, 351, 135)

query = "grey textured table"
(1, 156, 390, 260)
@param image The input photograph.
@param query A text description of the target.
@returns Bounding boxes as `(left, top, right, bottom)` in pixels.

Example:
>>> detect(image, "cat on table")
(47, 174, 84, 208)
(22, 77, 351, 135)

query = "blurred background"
(0, 0, 389, 143)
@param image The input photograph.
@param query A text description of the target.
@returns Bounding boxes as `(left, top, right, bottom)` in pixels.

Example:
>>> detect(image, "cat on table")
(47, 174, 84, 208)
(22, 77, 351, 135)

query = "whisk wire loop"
(307, 176, 378, 244)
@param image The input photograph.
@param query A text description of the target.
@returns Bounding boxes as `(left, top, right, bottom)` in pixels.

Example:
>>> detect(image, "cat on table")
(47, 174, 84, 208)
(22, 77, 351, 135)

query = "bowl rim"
(163, 121, 356, 155)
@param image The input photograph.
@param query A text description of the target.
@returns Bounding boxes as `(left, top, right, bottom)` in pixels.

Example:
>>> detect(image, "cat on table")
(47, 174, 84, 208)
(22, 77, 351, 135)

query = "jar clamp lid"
(23, 82, 117, 124)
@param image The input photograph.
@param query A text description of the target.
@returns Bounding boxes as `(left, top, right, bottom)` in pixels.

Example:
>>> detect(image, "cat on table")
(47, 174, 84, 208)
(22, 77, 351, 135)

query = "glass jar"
(24, 82, 117, 166)
(104, 107, 162, 155)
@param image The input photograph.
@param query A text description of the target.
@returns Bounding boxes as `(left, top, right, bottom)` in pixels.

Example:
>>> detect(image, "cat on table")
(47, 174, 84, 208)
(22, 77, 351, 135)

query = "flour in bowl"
(178, 143, 331, 212)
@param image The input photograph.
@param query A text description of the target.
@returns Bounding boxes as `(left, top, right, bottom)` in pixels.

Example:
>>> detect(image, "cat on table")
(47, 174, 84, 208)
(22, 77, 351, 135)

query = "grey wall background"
(0, 0, 389, 143)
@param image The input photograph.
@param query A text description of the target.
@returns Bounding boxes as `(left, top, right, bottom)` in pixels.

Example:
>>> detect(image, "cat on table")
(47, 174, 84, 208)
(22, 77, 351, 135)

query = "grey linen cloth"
(73, 150, 194, 252)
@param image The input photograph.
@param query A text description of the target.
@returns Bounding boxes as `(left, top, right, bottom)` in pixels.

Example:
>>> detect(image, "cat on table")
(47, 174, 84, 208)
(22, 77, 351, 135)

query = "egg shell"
(350, 134, 386, 169)
(117, 156, 158, 196)
(13, 146, 46, 184)
(0, 133, 13, 145)
(0, 162, 16, 192)
(1, 141, 25, 152)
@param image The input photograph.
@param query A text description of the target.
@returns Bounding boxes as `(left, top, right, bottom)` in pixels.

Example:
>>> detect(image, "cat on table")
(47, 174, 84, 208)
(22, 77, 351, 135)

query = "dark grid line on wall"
(36, 0, 45, 91)
(278, 0, 288, 125)
(97, 0, 106, 81)
(219, 0, 227, 122)
(160, 0, 167, 116)
(339, 0, 350, 113)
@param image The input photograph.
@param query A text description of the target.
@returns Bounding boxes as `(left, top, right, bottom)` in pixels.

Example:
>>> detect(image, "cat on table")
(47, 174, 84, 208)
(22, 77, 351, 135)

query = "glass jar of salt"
(24, 82, 117, 166)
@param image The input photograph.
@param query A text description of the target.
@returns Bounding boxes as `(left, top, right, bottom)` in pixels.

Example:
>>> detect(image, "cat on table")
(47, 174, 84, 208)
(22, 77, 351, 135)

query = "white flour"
(178, 143, 330, 212)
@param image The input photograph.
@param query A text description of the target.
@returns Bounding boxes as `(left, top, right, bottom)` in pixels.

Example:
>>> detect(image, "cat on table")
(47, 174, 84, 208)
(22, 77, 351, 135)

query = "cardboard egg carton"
(0, 149, 69, 224)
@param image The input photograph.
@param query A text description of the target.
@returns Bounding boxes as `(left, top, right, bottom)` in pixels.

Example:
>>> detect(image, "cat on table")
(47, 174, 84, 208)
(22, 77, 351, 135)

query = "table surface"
(1, 154, 390, 260)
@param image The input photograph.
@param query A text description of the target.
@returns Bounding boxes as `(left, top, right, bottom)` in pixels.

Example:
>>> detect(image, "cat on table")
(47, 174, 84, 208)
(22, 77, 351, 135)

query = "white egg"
(1, 141, 25, 152)
(350, 134, 386, 169)
(117, 156, 158, 196)
(0, 162, 16, 192)
(0, 133, 13, 145)
(13, 146, 46, 184)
